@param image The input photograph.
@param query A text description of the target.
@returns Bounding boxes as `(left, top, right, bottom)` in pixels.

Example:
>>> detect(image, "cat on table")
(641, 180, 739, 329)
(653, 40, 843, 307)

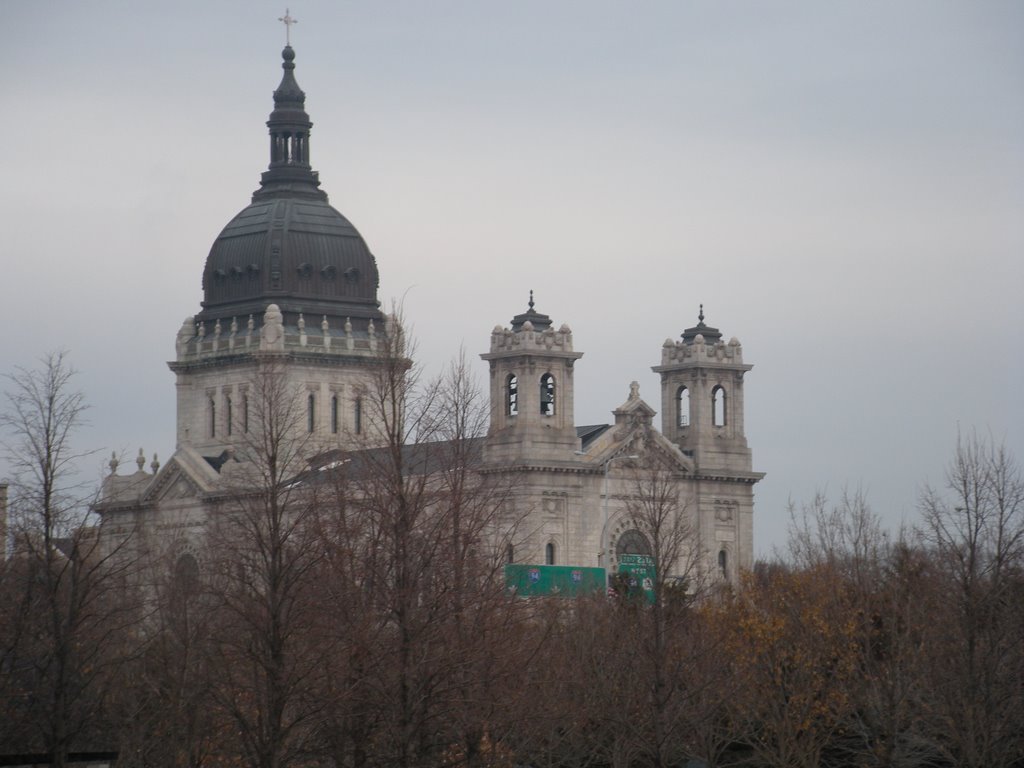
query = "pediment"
(142, 450, 218, 503)
(620, 426, 695, 474)
(589, 422, 695, 475)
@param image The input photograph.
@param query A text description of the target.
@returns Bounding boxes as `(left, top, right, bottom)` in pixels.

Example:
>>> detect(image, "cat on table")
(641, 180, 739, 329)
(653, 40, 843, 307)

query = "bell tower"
(480, 293, 583, 464)
(652, 307, 753, 473)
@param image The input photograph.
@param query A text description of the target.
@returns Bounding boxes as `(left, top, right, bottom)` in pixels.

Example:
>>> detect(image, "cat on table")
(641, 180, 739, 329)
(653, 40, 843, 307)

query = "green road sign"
(616, 554, 656, 603)
(504, 564, 606, 598)
(618, 554, 655, 567)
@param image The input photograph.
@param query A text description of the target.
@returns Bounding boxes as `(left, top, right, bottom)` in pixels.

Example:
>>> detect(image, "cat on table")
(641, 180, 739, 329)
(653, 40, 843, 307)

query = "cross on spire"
(278, 8, 297, 45)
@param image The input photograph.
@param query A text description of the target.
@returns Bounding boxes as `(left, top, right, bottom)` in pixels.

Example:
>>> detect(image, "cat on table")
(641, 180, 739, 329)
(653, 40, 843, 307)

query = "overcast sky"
(2, 1, 1021, 555)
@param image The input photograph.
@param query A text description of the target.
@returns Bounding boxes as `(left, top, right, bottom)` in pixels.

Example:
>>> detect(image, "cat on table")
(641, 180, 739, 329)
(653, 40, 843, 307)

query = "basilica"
(94, 45, 762, 586)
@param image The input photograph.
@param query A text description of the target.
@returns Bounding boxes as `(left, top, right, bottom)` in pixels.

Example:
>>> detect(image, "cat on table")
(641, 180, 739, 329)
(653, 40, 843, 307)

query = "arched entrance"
(607, 519, 652, 567)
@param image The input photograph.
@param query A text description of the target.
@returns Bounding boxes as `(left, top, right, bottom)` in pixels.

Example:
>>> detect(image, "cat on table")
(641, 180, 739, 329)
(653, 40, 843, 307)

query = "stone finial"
(136, 448, 146, 472)
(345, 317, 354, 350)
(109, 451, 119, 475)
(385, 312, 402, 340)
(176, 317, 194, 359)
(298, 313, 307, 347)
(260, 304, 285, 350)
(151, 453, 160, 474)
(367, 318, 376, 338)
(246, 314, 255, 347)
(321, 315, 331, 349)
(629, 381, 640, 400)
(229, 317, 238, 350)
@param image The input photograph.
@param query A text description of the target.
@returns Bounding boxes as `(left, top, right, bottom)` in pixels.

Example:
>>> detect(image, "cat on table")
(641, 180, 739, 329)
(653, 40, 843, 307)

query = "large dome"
(196, 46, 382, 332)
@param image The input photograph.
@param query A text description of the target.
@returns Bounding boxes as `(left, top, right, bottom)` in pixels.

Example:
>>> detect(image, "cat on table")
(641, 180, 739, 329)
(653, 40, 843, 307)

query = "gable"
(141, 453, 216, 503)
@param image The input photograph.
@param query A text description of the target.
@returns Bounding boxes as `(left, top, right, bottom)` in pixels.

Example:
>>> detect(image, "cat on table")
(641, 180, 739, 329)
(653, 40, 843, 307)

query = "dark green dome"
(197, 46, 382, 332)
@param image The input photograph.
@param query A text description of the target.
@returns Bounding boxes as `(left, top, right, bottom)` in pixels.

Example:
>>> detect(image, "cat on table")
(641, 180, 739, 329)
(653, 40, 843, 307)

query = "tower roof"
(509, 290, 553, 332)
(197, 46, 382, 331)
(680, 304, 722, 344)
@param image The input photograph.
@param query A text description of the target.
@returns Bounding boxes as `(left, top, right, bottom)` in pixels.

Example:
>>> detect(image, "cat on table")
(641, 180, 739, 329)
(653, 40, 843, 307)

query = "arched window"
(242, 394, 249, 434)
(545, 542, 556, 565)
(174, 553, 200, 596)
(540, 373, 555, 416)
(209, 398, 217, 438)
(712, 385, 727, 426)
(507, 374, 518, 416)
(616, 529, 652, 557)
(677, 386, 690, 427)
(718, 549, 728, 579)
(226, 395, 233, 436)
(354, 397, 363, 435)
(330, 395, 339, 434)
(307, 393, 316, 433)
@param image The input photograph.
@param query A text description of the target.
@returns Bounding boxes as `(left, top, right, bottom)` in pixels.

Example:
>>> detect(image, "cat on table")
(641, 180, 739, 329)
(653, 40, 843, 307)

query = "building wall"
(97, 303, 761, 591)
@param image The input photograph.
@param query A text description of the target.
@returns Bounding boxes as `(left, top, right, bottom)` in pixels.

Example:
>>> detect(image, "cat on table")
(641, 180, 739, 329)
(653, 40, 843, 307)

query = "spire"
(253, 45, 327, 201)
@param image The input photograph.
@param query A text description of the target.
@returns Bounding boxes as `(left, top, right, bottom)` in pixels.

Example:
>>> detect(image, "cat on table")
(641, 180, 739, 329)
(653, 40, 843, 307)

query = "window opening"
(174, 553, 200, 597)
(615, 529, 652, 558)
(242, 394, 249, 434)
(507, 374, 518, 417)
(506, 544, 514, 564)
(540, 373, 555, 416)
(331, 395, 339, 434)
(712, 385, 727, 426)
(718, 549, 728, 578)
(677, 386, 689, 427)
(545, 542, 556, 565)
(209, 398, 216, 438)
(226, 395, 233, 436)
(354, 397, 362, 435)
(307, 393, 316, 433)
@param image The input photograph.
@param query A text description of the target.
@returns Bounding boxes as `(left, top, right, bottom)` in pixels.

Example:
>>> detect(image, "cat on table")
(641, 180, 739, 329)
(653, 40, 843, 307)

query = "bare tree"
(112, 544, 220, 768)
(0, 351, 137, 766)
(204, 354, 327, 768)
(785, 489, 939, 767)
(590, 467, 735, 768)
(917, 431, 1024, 767)
(786, 486, 890, 583)
(318, 323, 522, 767)
(721, 564, 860, 768)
